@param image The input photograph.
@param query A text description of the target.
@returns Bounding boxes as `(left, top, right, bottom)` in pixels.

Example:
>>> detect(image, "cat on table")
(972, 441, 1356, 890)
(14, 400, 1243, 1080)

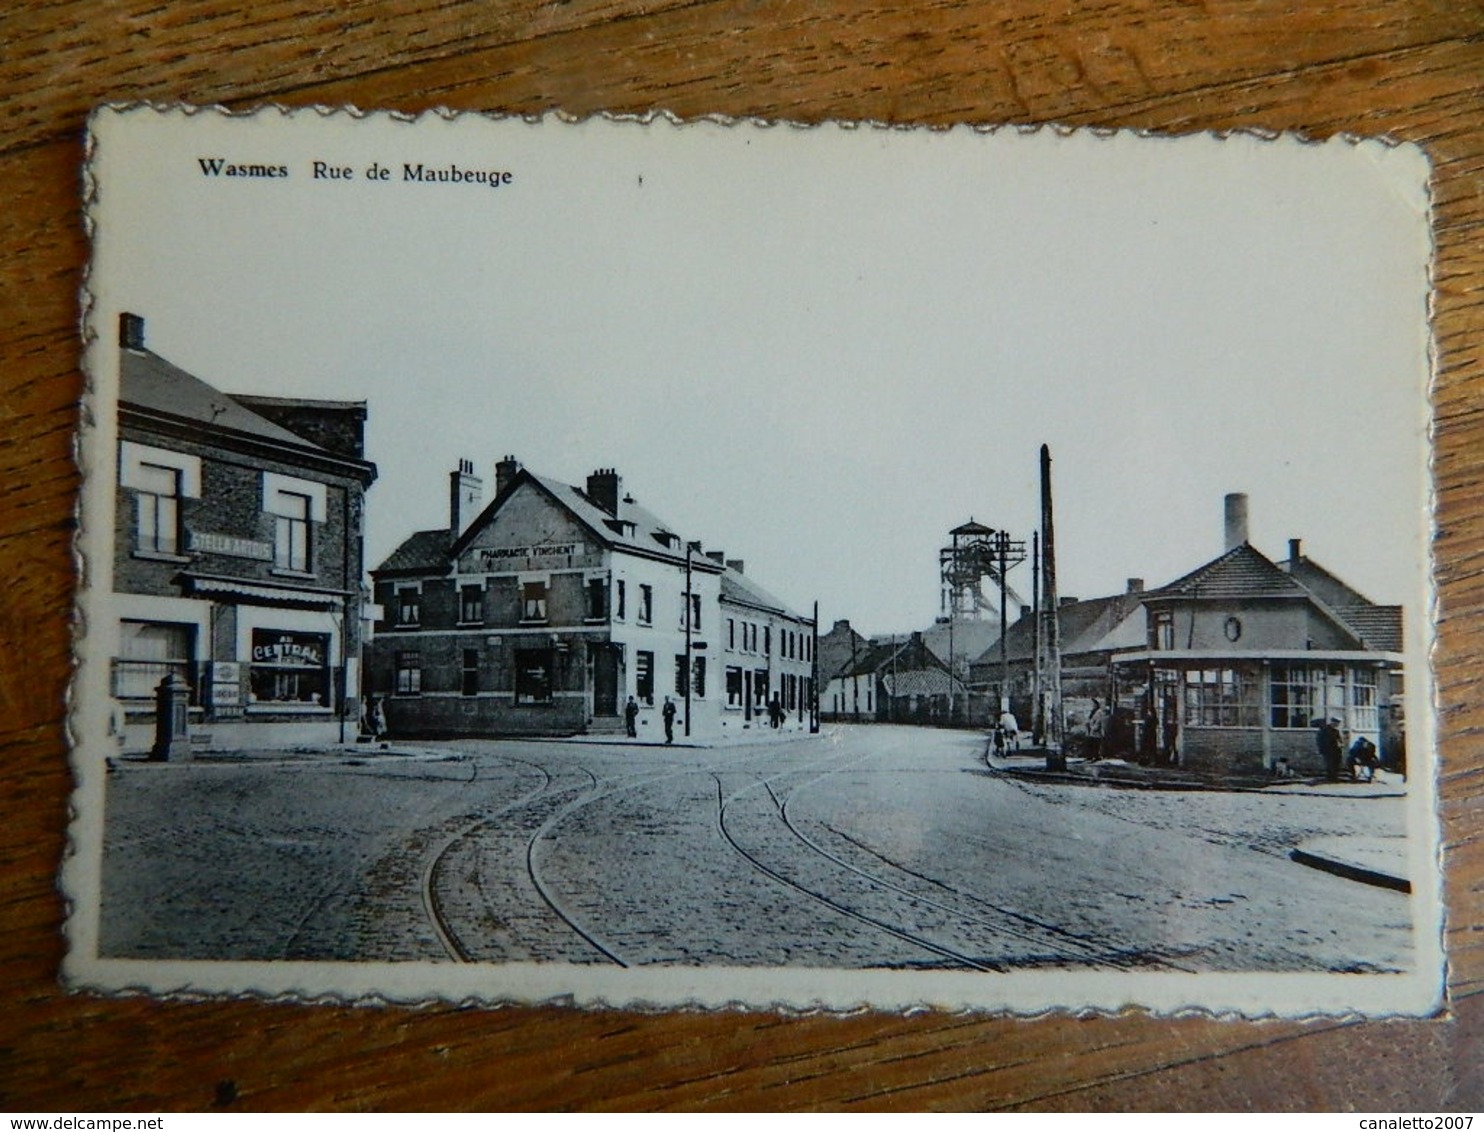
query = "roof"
(1147, 542, 1308, 601)
(1282, 557, 1403, 651)
(120, 347, 324, 450)
(376, 529, 454, 575)
(922, 618, 1001, 666)
(841, 634, 946, 679)
(721, 567, 806, 621)
(970, 591, 1143, 667)
(882, 668, 966, 698)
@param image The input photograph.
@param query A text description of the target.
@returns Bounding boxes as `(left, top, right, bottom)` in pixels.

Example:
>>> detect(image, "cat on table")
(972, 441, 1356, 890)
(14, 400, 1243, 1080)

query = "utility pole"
(1041, 444, 1064, 768)
(1031, 529, 1042, 746)
(684, 540, 699, 738)
(810, 600, 819, 733)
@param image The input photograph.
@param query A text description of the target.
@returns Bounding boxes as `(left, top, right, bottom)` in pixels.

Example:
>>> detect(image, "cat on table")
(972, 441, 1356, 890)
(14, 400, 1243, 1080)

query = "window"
(638, 584, 653, 625)
(395, 585, 420, 627)
(764, 626, 771, 656)
(521, 578, 549, 623)
(273, 490, 312, 572)
(1270, 663, 1375, 732)
(693, 657, 706, 698)
(635, 650, 654, 705)
(1182, 667, 1261, 728)
(614, 579, 626, 621)
(586, 577, 608, 622)
(395, 650, 422, 694)
(461, 648, 479, 696)
(726, 666, 743, 708)
(120, 441, 199, 557)
(1152, 610, 1175, 651)
(460, 584, 484, 624)
(250, 629, 330, 707)
(514, 648, 554, 704)
(114, 620, 194, 700)
(675, 655, 689, 698)
(683, 592, 701, 632)
(133, 462, 182, 555)
(753, 669, 769, 709)
(262, 472, 326, 575)
(727, 618, 735, 650)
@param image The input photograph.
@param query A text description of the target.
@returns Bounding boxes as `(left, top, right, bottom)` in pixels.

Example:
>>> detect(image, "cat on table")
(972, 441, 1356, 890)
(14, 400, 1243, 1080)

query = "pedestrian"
(1086, 698, 1106, 761)
(998, 707, 1020, 753)
(769, 694, 783, 729)
(662, 696, 677, 744)
(624, 695, 639, 738)
(1316, 716, 1344, 782)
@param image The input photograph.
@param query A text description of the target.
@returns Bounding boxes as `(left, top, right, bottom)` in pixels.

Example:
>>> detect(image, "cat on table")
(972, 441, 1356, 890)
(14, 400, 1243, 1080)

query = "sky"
(87, 109, 1434, 636)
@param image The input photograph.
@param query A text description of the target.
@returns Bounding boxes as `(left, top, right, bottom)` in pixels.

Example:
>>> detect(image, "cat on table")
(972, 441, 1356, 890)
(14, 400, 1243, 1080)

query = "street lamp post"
(684, 540, 700, 739)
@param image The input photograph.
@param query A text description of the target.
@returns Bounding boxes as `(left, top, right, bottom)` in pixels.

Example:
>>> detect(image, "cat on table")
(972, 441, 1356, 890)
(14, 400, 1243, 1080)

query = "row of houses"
(819, 497, 1405, 778)
(108, 314, 816, 751)
(108, 311, 1406, 775)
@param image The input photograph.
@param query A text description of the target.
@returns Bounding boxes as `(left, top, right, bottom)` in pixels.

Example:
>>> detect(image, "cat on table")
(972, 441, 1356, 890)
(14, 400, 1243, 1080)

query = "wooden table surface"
(3, 0, 1481, 1112)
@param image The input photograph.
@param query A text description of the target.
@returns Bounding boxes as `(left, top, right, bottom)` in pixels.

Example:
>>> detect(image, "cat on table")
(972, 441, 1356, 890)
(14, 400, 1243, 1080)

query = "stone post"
(150, 672, 191, 762)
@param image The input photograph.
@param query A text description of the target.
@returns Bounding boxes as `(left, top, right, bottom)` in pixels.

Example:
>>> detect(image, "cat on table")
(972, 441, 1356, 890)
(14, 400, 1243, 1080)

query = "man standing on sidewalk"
(662, 696, 677, 744)
(1316, 716, 1344, 782)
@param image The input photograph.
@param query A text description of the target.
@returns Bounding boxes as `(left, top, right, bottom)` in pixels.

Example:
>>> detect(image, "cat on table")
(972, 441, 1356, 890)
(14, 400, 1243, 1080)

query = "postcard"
(65, 105, 1441, 1016)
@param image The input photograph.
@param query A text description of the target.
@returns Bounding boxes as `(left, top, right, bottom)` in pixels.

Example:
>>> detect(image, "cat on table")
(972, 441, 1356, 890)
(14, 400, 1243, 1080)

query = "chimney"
(1020, 604, 1032, 621)
(494, 455, 521, 497)
(834, 619, 851, 632)
(1126, 578, 1144, 594)
(119, 312, 145, 351)
(726, 558, 745, 575)
(1224, 492, 1249, 552)
(705, 550, 725, 564)
(449, 458, 483, 539)
(586, 468, 621, 516)
(1288, 538, 1302, 566)
(1059, 596, 1079, 608)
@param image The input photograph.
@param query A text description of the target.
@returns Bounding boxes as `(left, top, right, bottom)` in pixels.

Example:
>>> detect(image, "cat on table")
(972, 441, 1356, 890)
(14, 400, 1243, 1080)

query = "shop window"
(726, 665, 743, 708)
(753, 669, 769, 709)
(460, 584, 484, 625)
(1182, 666, 1260, 728)
(250, 629, 330, 707)
(635, 650, 654, 705)
(521, 578, 549, 623)
(638, 584, 653, 625)
(114, 620, 195, 700)
(395, 650, 422, 695)
(514, 648, 554, 704)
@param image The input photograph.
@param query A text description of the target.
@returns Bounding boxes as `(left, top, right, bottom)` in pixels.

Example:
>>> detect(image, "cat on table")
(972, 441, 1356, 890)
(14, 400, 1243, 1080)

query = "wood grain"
(1, 0, 1480, 1111)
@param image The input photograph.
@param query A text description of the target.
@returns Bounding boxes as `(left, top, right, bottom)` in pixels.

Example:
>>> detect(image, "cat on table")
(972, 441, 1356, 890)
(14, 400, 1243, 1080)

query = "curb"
(1288, 848, 1411, 893)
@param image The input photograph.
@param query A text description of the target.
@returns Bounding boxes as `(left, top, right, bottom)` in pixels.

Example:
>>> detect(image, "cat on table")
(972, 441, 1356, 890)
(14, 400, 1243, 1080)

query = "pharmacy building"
(366, 459, 816, 740)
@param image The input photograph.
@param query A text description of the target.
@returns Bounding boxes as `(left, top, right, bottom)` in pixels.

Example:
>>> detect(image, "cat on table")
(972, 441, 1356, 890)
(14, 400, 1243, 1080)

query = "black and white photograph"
(66, 105, 1440, 1015)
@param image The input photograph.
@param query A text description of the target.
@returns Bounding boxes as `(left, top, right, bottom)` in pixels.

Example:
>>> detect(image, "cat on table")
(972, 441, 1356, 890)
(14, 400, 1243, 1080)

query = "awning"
(184, 574, 345, 610)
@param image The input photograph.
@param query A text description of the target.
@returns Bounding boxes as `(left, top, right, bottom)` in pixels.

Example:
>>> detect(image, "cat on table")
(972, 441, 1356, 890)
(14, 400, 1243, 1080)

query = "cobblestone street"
(100, 725, 1414, 972)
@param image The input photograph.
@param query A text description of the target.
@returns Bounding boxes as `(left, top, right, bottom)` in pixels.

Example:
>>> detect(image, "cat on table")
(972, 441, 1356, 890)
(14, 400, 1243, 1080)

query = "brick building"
(367, 458, 814, 740)
(110, 313, 378, 751)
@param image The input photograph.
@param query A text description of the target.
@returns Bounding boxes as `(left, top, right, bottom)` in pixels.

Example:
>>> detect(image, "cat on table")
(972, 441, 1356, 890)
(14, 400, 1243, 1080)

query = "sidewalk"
(986, 746, 1407, 797)
(1289, 835, 1411, 892)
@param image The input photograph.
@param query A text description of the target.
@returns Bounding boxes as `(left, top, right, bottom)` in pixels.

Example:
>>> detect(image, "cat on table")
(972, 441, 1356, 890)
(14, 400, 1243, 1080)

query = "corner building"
(111, 313, 378, 751)
(368, 459, 814, 740)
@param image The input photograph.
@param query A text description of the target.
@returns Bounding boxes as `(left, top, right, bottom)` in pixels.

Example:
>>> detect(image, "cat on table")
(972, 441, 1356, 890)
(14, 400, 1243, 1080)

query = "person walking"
(624, 695, 639, 739)
(662, 696, 677, 744)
